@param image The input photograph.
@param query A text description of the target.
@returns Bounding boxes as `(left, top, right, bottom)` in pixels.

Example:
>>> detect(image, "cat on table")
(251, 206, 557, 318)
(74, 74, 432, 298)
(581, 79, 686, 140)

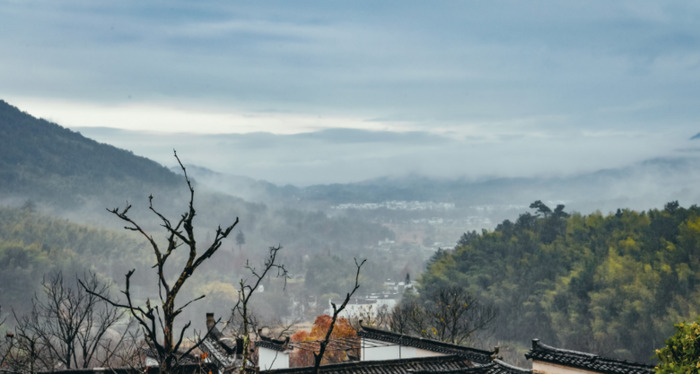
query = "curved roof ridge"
(529, 339, 597, 359)
(526, 339, 654, 374)
(358, 326, 495, 361)
(492, 359, 531, 373)
(261, 354, 470, 374)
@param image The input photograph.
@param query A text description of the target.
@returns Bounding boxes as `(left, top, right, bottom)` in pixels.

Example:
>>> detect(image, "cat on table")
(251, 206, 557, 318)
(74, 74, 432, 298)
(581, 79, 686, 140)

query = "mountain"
(0, 100, 180, 207)
(0, 100, 402, 328)
(185, 153, 700, 225)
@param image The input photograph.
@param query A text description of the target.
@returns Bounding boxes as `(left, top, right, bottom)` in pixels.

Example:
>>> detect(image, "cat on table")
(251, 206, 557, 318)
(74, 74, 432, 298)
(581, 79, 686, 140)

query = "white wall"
(532, 361, 599, 374)
(361, 338, 445, 361)
(259, 346, 290, 370)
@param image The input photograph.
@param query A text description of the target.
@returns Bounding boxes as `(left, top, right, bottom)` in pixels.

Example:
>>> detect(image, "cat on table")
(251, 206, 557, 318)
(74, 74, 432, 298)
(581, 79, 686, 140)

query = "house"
(36, 316, 658, 374)
(257, 335, 292, 371)
(525, 340, 654, 374)
(411, 359, 531, 374)
(255, 325, 496, 371)
(257, 355, 483, 374)
(357, 325, 495, 364)
(200, 313, 241, 371)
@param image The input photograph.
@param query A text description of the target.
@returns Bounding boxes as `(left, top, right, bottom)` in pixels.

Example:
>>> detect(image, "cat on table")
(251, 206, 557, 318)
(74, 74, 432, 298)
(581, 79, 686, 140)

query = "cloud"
(72, 125, 686, 186)
(3, 1, 700, 186)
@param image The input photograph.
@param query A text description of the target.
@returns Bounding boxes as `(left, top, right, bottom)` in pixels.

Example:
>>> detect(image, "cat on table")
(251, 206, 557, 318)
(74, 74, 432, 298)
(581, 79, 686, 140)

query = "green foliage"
(419, 201, 700, 363)
(0, 205, 148, 313)
(655, 317, 700, 374)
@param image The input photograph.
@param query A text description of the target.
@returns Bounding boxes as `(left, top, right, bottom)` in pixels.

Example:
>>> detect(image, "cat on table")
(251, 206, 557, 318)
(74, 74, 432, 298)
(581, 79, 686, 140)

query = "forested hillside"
(0, 204, 149, 314)
(419, 201, 700, 363)
(0, 100, 180, 207)
(0, 100, 405, 327)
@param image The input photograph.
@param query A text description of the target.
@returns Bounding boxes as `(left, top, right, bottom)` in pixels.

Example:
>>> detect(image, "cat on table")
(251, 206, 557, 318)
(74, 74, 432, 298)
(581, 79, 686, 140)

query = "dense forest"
(419, 201, 700, 363)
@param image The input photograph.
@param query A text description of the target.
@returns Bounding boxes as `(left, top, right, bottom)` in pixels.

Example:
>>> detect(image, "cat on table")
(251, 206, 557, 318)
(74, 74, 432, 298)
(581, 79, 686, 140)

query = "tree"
(390, 286, 496, 345)
(6, 272, 125, 372)
(530, 200, 552, 218)
(312, 258, 365, 374)
(284, 259, 365, 372)
(389, 296, 425, 336)
(655, 317, 700, 374)
(290, 315, 358, 368)
(228, 245, 288, 374)
(85, 151, 238, 374)
(236, 230, 246, 251)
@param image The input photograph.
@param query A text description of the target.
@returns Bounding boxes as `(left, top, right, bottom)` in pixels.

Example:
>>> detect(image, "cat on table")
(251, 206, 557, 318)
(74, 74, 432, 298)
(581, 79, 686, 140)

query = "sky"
(2, 1, 700, 185)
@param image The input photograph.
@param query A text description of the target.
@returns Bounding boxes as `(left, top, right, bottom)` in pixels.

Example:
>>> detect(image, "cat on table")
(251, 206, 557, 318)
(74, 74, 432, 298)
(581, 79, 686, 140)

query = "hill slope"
(0, 100, 180, 207)
(418, 201, 700, 364)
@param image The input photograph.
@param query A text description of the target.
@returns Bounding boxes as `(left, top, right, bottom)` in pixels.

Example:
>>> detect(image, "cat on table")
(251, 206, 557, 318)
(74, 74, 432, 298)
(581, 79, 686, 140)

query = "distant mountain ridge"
(3, 98, 700, 220)
(189, 154, 700, 212)
(0, 100, 180, 207)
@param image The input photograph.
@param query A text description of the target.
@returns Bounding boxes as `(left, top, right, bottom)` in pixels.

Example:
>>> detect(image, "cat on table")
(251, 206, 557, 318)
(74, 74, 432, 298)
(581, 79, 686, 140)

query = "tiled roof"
(358, 326, 495, 365)
(525, 340, 654, 374)
(258, 335, 291, 352)
(39, 364, 219, 374)
(200, 326, 238, 368)
(260, 354, 474, 374)
(411, 359, 531, 374)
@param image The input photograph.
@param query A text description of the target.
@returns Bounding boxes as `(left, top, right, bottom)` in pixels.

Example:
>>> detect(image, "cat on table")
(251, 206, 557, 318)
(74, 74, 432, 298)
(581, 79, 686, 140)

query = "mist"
(73, 126, 692, 187)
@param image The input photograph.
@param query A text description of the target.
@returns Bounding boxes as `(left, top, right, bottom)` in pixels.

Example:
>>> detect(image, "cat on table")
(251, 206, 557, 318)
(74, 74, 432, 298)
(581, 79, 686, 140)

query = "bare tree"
(6, 271, 124, 372)
(348, 303, 391, 331)
(100, 319, 144, 370)
(390, 285, 496, 345)
(85, 151, 239, 374)
(313, 258, 365, 374)
(229, 245, 288, 374)
(4, 320, 49, 374)
(389, 298, 425, 335)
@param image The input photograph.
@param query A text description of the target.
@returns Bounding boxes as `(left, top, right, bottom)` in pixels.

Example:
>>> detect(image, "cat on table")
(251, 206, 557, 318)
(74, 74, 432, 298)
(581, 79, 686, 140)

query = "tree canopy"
(655, 316, 700, 374)
(420, 201, 700, 363)
(290, 315, 358, 367)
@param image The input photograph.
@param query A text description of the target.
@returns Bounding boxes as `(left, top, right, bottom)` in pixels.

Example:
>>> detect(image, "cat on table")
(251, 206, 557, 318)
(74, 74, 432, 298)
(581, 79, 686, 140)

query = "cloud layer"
(2, 1, 700, 183)
(74, 126, 686, 186)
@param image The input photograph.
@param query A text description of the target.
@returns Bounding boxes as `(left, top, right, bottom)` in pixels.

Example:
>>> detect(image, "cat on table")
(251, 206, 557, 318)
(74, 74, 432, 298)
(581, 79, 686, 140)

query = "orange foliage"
(289, 315, 359, 367)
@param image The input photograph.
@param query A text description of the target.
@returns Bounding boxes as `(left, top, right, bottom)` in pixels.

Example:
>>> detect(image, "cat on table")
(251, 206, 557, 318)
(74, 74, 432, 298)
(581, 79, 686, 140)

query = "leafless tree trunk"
(313, 258, 365, 374)
(84, 151, 238, 374)
(230, 245, 288, 374)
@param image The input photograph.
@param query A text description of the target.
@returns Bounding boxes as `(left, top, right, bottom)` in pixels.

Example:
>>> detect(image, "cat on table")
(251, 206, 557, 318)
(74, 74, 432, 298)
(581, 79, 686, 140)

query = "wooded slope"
(0, 100, 180, 206)
(420, 201, 700, 363)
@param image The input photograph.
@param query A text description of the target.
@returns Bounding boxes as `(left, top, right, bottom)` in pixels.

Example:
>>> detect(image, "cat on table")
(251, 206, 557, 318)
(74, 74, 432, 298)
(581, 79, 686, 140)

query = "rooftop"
(525, 340, 654, 374)
(358, 326, 495, 365)
(257, 335, 291, 352)
(412, 359, 531, 374)
(259, 354, 475, 374)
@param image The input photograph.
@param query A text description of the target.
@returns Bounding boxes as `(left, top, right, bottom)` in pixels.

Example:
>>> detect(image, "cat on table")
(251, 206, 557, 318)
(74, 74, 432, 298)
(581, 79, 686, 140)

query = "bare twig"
(84, 151, 238, 374)
(313, 258, 366, 374)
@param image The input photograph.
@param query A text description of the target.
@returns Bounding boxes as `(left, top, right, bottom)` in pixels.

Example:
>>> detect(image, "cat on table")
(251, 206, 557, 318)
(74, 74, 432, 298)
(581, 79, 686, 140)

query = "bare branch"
(232, 245, 288, 374)
(92, 151, 239, 373)
(313, 258, 366, 374)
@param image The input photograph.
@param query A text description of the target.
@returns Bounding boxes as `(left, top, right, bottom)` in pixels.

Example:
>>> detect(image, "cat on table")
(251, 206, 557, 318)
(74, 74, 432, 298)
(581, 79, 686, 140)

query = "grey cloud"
(3, 0, 700, 172)
(289, 128, 451, 145)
